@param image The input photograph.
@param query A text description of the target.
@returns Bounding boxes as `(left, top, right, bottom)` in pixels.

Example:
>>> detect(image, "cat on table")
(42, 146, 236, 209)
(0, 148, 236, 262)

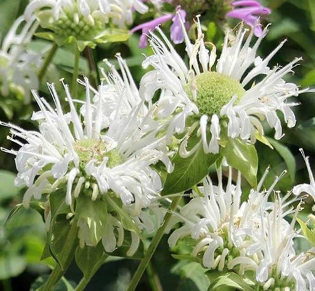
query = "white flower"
(140, 17, 307, 155)
(1, 64, 172, 253)
(167, 165, 284, 273)
(250, 198, 315, 291)
(0, 15, 42, 104)
(24, 0, 148, 48)
(293, 149, 315, 201)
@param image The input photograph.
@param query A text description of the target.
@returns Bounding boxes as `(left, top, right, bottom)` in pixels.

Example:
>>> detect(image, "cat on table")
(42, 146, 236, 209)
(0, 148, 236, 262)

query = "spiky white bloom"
(293, 149, 315, 201)
(24, 0, 149, 49)
(0, 15, 42, 104)
(248, 198, 315, 291)
(140, 18, 306, 155)
(167, 166, 285, 272)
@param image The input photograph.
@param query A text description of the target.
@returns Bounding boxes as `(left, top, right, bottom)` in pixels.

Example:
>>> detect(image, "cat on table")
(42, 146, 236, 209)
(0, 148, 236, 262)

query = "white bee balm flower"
(251, 198, 315, 291)
(1, 67, 172, 254)
(140, 17, 307, 155)
(24, 0, 148, 49)
(0, 15, 41, 104)
(167, 166, 285, 272)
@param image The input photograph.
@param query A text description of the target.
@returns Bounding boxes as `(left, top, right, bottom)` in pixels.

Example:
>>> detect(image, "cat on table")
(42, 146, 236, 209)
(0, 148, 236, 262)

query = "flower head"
(0, 16, 42, 106)
(25, 0, 149, 50)
(131, 5, 186, 48)
(227, 1, 271, 37)
(167, 166, 285, 271)
(1, 60, 172, 254)
(140, 18, 306, 155)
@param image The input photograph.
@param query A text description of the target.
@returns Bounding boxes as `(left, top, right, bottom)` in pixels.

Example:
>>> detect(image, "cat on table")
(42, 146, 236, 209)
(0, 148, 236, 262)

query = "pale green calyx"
(185, 72, 245, 116)
(74, 139, 123, 169)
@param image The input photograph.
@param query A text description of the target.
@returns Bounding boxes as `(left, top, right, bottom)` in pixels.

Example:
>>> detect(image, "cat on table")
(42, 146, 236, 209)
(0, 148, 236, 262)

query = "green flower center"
(185, 72, 245, 116)
(74, 139, 123, 169)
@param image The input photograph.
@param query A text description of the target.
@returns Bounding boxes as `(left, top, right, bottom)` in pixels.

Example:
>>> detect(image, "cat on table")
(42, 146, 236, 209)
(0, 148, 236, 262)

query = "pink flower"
(226, 0, 271, 36)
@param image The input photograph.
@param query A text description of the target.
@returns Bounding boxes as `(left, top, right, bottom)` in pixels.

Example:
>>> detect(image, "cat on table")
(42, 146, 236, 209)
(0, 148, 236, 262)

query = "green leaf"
(47, 191, 78, 269)
(162, 136, 219, 195)
(75, 242, 107, 282)
(297, 218, 315, 247)
(267, 138, 296, 181)
(30, 275, 76, 291)
(76, 195, 108, 247)
(0, 170, 20, 202)
(172, 261, 210, 291)
(221, 138, 258, 187)
(0, 0, 21, 36)
(207, 272, 254, 291)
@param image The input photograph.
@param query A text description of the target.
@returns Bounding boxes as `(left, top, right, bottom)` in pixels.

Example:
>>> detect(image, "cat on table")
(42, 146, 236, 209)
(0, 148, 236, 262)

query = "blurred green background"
(0, 0, 315, 290)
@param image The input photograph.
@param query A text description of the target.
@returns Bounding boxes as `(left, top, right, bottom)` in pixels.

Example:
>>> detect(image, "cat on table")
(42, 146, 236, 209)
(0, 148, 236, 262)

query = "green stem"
(38, 43, 58, 83)
(86, 47, 100, 87)
(147, 262, 163, 291)
(127, 196, 182, 291)
(309, 0, 315, 32)
(75, 253, 108, 291)
(39, 219, 78, 291)
(71, 47, 81, 97)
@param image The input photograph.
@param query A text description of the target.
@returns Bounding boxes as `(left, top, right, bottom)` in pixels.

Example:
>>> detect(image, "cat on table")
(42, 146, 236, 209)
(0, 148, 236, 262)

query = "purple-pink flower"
(130, 6, 186, 48)
(227, 0, 271, 36)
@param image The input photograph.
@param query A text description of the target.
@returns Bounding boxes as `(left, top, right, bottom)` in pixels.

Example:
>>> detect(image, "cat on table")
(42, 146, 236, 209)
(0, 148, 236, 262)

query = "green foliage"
(76, 195, 108, 247)
(162, 136, 219, 195)
(221, 138, 258, 187)
(206, 272, 254, 291)
(297, 218, 315, 247)
(171, 261, 210, 291)
(0, 170, 21, 202)
(75, 243, 107, 282)
(31, 275, 76, 291)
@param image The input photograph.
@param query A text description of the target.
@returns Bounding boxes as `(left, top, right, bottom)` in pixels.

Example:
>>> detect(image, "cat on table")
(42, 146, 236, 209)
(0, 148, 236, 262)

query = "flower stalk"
(38, 219, 78, 291)
(127, 195, 182, 291)
(38, 43, 58, 83)
(71, 46, 80, 97)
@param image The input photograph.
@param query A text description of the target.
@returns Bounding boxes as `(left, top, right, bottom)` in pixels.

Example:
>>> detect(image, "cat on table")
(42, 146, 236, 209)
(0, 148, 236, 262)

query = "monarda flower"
(24, 0, 149, 50)
(248, 198, 315, 291)
(140, 19, 306, 155)
(0, 16, 42, 107)
(167, 165, 285, 272)
(1, 64, 172, 255)
(132, 0, 270, 48)
(227, 1, 271, 37)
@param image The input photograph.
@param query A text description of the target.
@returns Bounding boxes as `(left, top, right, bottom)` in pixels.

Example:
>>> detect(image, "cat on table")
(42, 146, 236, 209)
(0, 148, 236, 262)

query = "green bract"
(35, 7, 130, 50)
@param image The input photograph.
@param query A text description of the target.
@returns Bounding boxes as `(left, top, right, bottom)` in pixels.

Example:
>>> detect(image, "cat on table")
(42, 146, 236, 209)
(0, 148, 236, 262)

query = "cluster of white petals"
(167, 165, 315, 290)
(140, 17, 307, 154)
(1, 57, 173, 254)
(0, 15, 42, 103)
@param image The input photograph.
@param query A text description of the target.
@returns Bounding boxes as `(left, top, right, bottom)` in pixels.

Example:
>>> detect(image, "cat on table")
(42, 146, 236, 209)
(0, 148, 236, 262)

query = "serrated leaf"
(207, 272, 254, 291)
(76, 195, 108, 247)
(221, 138, 258, 187)
(75, 242, 107, 282)
(162, 136, 219, 195)
(267, 138, 296, 181)
(297, 218, 315, 247)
